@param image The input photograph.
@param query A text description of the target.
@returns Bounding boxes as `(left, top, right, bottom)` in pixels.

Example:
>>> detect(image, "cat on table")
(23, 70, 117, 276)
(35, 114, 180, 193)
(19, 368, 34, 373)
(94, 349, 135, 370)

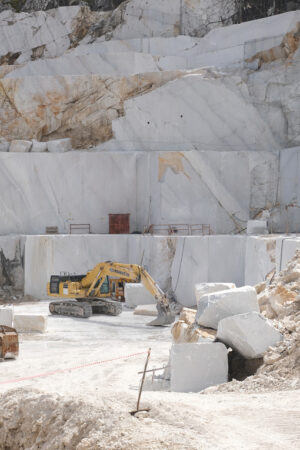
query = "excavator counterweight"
(47, 262, 176, 326)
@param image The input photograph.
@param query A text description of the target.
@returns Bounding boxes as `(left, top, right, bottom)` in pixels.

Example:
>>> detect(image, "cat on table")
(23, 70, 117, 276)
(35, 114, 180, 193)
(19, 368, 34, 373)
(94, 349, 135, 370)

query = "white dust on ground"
(1, 388, 300, 449)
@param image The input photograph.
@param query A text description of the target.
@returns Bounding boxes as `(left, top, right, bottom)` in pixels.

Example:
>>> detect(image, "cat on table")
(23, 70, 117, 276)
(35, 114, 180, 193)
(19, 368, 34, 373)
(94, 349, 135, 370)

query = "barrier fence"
(0, 350, 148, 386)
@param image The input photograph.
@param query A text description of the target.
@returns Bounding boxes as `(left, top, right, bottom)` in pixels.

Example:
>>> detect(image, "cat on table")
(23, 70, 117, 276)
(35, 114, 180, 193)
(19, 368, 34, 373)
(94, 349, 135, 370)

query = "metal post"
(131, 348, 151, 415)
(136, 348, 151, 412)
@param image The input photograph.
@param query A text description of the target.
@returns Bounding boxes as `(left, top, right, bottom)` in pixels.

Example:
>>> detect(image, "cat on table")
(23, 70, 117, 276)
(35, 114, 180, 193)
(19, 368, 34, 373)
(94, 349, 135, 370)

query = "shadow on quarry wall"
(0, 246, 24, 294)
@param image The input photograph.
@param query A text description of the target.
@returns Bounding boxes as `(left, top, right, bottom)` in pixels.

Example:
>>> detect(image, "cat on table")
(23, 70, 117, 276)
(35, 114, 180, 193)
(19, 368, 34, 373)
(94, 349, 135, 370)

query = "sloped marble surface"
(104, 73, 279, 152)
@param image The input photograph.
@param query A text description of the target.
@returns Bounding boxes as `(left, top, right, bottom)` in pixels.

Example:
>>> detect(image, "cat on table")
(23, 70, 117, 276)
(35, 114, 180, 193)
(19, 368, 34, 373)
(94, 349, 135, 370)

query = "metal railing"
(69, 224, 91, 234)
(143, 224, 212, 236)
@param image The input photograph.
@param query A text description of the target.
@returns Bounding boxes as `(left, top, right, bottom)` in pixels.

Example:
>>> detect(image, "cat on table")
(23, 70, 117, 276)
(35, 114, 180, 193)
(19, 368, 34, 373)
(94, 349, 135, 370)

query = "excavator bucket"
(0, 326, 19, 360)
(147, 303, 176, 326)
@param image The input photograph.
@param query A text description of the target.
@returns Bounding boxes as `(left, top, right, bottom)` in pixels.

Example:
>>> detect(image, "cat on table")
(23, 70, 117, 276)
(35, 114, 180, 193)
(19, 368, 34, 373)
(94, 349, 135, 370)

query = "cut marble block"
(9, 140, 32, 152)
(0, 306, 14, 327)
(196, 286, 259, 329)
(217, 312, 283, 358)
(133, 304, 157, 316)
(47, 138, 72, 153)
(31, 140, 48, 152)
(125, 283, 155, 308)
(195, 282, 236, 302)
(170, 343, 228, 392)
(13, 314, 47, 333)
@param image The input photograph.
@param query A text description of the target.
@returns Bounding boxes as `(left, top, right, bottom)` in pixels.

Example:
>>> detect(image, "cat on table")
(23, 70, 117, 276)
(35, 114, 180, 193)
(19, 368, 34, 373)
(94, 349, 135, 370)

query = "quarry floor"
(1, 302, 299, 449)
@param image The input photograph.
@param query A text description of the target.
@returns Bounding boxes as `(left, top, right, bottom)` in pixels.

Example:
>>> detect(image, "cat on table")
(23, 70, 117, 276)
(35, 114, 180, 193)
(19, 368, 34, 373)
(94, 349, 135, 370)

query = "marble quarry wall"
(0, 5, 300, 303)
(23, 234, 300, 302)
(245, 235, 300, 285)
(0, 9, 299, 149)
(1, 148, 296, 236)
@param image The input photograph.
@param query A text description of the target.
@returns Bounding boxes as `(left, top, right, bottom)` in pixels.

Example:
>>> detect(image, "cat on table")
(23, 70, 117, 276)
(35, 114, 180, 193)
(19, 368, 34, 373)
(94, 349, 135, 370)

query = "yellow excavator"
(47, 262, 176, 326)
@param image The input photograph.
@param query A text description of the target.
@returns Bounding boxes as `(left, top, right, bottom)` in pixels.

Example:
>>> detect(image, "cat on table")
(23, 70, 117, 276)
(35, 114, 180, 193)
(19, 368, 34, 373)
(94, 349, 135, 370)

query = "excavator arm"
(81, 262, 175, 326)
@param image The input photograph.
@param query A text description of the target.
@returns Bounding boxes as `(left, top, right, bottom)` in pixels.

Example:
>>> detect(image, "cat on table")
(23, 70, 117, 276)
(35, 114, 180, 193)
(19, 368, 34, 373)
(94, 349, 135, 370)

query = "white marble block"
(13, 314, 48, 333)
(170, 343, 228, 392)
(196, 286, 259, 329)
(31, 140, 48, 152)
(195, 282, 236, 302)
(133, 304, 157, 316)
(9, 140, 32, 152)
(125, 283, 156, 308)
(217, 312, 283, 359)
(0, 306, 14, 327)
(47, 138, 72, 153)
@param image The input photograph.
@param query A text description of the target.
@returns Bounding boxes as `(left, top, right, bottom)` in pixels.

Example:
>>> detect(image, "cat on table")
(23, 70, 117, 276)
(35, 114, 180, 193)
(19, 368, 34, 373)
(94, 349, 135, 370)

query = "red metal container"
(109, 214, 130, 234)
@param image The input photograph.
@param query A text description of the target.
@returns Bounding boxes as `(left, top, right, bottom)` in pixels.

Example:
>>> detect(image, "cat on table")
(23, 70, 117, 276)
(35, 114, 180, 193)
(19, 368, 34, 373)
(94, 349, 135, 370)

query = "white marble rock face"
(107, 74, 279, 152)
(0, 150, 281, 236)
(217, 312, 283, 359)
(195, 286, 260, 329)
(170, 342, 228, 392)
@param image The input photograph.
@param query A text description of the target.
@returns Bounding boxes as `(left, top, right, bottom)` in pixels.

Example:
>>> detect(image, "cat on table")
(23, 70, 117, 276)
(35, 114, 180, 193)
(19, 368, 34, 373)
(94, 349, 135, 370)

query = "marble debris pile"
(256, 249, 300, 320)
(169, 282, 283, 392)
